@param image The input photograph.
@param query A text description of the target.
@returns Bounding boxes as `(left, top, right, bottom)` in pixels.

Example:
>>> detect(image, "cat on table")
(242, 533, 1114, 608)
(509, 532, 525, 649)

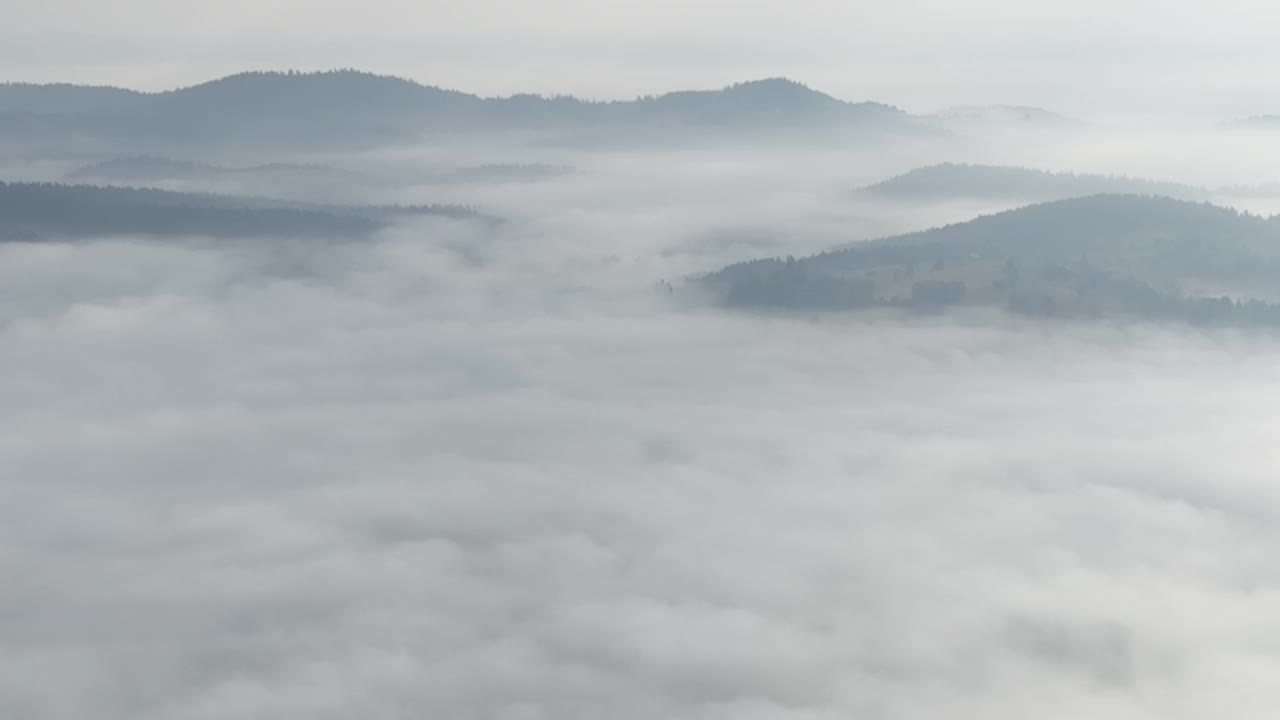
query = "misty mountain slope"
(933, 104, 1085, 130)
(62, 156, 375, 203)
(66, 156, 364, 184)
(446, 163, 574, 182)
(0, 70, 930, 148)
(1218, 182, 1280, 199)
(0, 71, 484, 148)
(0, 182, 485, 240)
(63, 157, 571, 202)
(858, 163, 1209, 203)
(152, 70, 479, 115)
(630, 78, 907, 127)
(1239, 115, 1280, 128)
(702, 194, 1280, 324)
(0, 82, 144, 114)
(143, 71, 491, 141)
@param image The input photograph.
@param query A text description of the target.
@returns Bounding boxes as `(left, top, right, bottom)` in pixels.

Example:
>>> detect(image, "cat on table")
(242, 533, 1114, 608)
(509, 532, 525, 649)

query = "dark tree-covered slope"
(0, 182, 484, 240)
(702, 194, 1280, 325)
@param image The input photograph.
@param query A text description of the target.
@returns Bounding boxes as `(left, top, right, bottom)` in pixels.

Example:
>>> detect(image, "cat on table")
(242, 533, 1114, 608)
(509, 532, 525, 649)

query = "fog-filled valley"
(7, 68, 1280, 719)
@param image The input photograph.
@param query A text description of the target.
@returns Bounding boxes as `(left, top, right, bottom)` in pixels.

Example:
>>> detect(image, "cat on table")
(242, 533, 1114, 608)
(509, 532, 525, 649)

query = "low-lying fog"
(6, 124, 1280, 719)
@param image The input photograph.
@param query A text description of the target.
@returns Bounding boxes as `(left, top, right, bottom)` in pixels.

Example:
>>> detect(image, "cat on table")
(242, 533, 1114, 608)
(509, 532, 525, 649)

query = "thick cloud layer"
(5, 202, 1280, 719)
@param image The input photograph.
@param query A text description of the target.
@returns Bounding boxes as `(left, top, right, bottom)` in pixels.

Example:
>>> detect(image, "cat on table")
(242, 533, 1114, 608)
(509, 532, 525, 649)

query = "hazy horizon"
(6, 0, 1280, 122)
(2, 66, 1275, 127)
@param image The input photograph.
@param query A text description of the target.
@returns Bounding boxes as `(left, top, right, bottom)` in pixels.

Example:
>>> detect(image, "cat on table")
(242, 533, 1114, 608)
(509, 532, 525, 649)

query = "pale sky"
(4, 0, 1280, 120)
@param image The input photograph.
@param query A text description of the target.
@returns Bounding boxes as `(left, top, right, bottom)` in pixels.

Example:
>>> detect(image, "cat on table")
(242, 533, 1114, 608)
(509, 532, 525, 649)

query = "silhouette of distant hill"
(932, 104, 1085, 131)
(67, 156, 362, 183)
(0, 70, 928, 148)
(1238, 115, 1280, 129)
(628, 78, 904, 127)
(62, 156, 578, 202)
(859, 163, 1208, 202)
(0, 182, 485, 241)
(0, 82, 144, 115)
(447, 163, 574, 182)
(1218, 182, 1280, 198)
(701, 194, 1280, 325)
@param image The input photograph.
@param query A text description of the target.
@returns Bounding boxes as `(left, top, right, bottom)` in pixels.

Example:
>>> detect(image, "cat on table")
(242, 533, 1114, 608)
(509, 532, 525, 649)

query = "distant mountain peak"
(936, 104, 1084, 127)
(1239, 114, 1280, 127)
(858, 163, 1207, 202)
(714, 78, 853, 107)
(0, 69, 924, 146)
(188, 68, 416, 85)
(725, 77, 816, 92)
(162, 68, 470, 101)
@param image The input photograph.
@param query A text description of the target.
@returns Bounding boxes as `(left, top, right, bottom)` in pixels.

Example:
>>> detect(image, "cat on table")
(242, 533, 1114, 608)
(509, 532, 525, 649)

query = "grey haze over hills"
(65, 155, 575, 192)
(858, 163, 1210, 203)
(1239, 115, 1280, 128)
(932, 104, 1086, 129)
(66, 156, 364, 184)
(0, 70, 932, 149)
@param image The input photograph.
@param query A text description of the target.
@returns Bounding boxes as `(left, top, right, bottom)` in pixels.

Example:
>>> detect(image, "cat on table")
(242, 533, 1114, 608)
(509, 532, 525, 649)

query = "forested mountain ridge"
(0, 82, 144, 114)
(66, 156, 362, 183)
(931, 104, 1085, 129)
(66, 155, 573, 188)
(0, 70, 928, 147)
(858, 163, 1209, 202)
(0, 182, 485, 240)
(702, 194, 1280, 325)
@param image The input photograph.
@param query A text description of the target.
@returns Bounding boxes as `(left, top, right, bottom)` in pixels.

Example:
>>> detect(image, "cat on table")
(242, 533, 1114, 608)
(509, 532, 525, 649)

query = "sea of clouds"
(5, 138, 1280, 719)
